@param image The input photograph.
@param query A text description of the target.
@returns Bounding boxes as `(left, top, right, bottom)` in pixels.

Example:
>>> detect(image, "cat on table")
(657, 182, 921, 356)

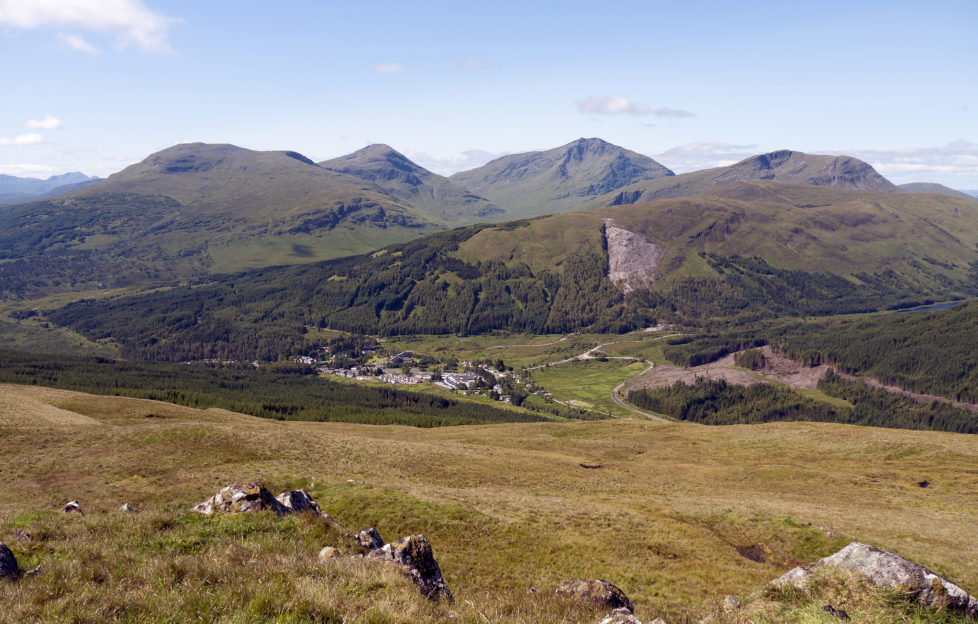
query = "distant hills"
(4, 137, 977, 305)
(450, 137, 675, 217)
(320, 144, 503, 222)
(0, 171, 99, 203)
(899, 182, 978, 202)
(43, 181, 978, 361)
(602, 150, 898, 206)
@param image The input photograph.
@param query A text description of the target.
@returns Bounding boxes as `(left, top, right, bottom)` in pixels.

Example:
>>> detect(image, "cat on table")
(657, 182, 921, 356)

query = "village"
(300, 344, 536, 405)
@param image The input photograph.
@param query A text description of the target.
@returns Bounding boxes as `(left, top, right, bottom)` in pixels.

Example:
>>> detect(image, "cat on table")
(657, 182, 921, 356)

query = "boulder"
(318, 546, 341, 563)
(0, 542, 18, 578)
(192, 483, 289, 515)
(600, 607, 644, 623)
(120, 503, 136, 513)
(371, 534, 453, 602)
(275, 489, 323, 515)
(356, 527, 385, 550)
(774, 542, 978, 617)
(722, 595, 741, 612)
(61, 500, 84, 516)
(556, 578, 634, 613)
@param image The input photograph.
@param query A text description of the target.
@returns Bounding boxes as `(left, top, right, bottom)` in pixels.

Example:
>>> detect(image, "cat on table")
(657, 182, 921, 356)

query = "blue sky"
(1, 0, 976, 187)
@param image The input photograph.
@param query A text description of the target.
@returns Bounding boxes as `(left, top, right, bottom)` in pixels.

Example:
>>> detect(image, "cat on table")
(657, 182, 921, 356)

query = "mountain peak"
(450, 138, 674, 217)
(723, 150, 898, 192)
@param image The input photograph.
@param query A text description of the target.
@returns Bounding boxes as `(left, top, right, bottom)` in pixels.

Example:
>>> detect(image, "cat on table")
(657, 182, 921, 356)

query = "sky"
(1, 0, 976, 188)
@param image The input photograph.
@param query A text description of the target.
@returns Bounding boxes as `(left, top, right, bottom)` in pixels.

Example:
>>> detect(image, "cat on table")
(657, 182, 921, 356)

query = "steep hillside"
(450, 137, 674, 217)
(0, 144, 448, 297)
(321, 144, 503, 222)
(604, 150, 898, 206)
(899, 182, 978, 202)
(41, 183, 978, 361)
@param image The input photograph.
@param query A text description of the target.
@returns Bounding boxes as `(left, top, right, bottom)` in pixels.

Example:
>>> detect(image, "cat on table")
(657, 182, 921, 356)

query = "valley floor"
(1, 383, 976, 622)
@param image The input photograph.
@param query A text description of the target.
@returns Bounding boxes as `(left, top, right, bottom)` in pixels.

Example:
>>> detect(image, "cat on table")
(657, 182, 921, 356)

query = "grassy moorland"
(1, 384, 976, 623)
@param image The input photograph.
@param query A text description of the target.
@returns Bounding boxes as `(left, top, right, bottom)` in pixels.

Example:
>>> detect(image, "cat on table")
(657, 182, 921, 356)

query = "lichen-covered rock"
(371, 534, 453, 602)
(0, 542, 19, 578)
(356, 527, 385, 550)
(774, 542, 978, 617)
(722, 595, 741, 612)
(600, 607, 644, 623)
(318, 546, 341, 563)
(556, 579, 634, 613)
(120, 503, 136, 513)
(275, 489, 323, 514)
(62, 500, 84, 516)
(192, 483, 288, 515)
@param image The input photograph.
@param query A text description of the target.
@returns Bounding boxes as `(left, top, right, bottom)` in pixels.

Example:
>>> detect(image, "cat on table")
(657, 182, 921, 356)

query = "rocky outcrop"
(0, 542, 19, 578)
(193, 483, 289, 515)
(556, 578, 634, 613)
(599, 607, 645, 623)
(357, 527, 385, 551)
(318, 546, 341, 563)
(61, 500, 84, 516)
(774, 542, 978, 617)
(369, 534, 453, 602)
(604, 218, 662, 294)
(275, 489, 323, 515)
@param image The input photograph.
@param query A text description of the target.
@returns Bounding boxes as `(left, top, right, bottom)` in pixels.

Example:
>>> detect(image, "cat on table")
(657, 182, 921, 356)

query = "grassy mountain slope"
(450, 137, 674, 218)
(600, 150, 899, 207)
(1, 384, 975, 623)
(0, 144, 454, 298)
(900, 182, 978, 202)
(39, 183, 978, 361)
(0, 171, 97, 203)
(321, 144, 504, 223)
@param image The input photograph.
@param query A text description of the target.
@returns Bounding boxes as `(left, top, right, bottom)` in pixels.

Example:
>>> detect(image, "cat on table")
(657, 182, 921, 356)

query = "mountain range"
(2, 137, 975, 306)
(0, 171, 99, 203)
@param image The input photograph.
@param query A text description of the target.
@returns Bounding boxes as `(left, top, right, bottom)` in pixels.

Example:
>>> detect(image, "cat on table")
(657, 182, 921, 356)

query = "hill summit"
(450, 137, 675, 217)
(320, 144, 503, 222)
(607, 149, 897, 205)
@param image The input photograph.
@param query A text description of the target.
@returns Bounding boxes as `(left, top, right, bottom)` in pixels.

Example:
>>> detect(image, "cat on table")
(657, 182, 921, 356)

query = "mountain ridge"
(450, 137, 675, 217)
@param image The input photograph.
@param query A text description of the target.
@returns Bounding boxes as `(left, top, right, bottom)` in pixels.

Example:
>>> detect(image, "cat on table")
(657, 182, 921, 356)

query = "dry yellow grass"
(1, 383, 976, 622)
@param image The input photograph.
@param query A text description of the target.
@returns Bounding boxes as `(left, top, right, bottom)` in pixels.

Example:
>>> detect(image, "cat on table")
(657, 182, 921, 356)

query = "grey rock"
(0, 542, 19, 578)
(773, 542, 978, 617)
(370, 534, 453, 602)
(192, 483, 288, 515)
(119, 503, 136, 513)
(822, 604, 850, 620)
(722, 595, 741, 612)
(556, 578, 634, 613)
(318, 546, 341, 563)
(356, 527, 385, 550)
(275, 489, 322, 514)
(600, 607, 644, 623)
(62, 500, 84, 516)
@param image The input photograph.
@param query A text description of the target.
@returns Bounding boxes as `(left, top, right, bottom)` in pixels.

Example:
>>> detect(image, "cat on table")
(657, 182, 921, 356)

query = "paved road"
(610, 361, 669, 422)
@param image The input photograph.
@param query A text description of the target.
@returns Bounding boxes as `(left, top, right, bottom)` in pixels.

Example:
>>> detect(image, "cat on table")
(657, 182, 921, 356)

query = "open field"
(1, 383, 976, 622)
(531, 359, 650, 417)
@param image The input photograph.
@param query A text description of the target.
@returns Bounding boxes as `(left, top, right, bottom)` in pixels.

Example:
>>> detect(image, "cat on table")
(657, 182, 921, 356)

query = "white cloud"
(57, 32, 99, 54)
(654, 142, 758, 173)
(0, 163, 56, 176)
(406, 149, 510, 176)
(0, 0, 177, 53)
(26, 115, 62, 130)
(653, 107, 695, 118)
(0, 132, 45, 146)
(373, 62, 406, 74)
(575, 96, 650, 116)
(848, 140, 978, 186)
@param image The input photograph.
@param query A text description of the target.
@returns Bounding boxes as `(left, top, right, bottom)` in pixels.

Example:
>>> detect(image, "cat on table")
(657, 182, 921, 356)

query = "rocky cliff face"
(604, 218, 662, 294)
